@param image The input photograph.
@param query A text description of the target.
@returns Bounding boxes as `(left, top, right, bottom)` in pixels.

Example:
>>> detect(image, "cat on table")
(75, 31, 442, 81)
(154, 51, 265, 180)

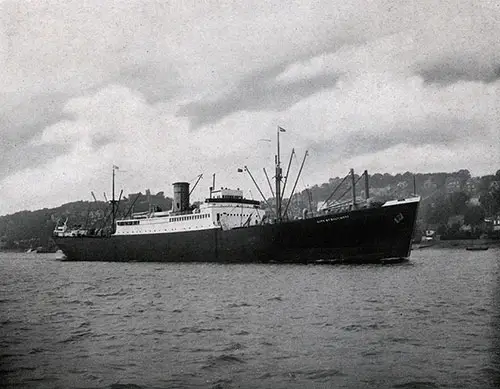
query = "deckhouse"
(114, 183, 264, 236)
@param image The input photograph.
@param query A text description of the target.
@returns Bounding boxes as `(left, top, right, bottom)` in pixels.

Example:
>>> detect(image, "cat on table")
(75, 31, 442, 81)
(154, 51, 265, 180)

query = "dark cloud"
(416, 59, 500, 85)
(0, 142, 70, 181)
(177, 63, 342, 129)
(117, 63, 183, 103)
(90, 133, 115, 150)
(0, 93, 71, 142)
(309, 117, 489, 160)
(0, 118, 115, 182)
(0, 93, 74, 177)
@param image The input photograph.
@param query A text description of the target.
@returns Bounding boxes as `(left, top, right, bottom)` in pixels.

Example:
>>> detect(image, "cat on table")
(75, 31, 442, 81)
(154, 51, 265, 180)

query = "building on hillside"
(467, 197, 481, 206)
(485, 215, 500, 232)
(463, 178, 479, 195)
(370, 186, 392, 197)
(460, 224, 472, 232)
(423, 178, 437, 191)
(445, 177, 461, 194)
(447, 214, 464, 228)
(489, 181, 500, 191)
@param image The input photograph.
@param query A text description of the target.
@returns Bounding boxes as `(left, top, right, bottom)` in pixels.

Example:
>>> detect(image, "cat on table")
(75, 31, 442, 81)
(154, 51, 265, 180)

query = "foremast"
(110, 165, 122, 233)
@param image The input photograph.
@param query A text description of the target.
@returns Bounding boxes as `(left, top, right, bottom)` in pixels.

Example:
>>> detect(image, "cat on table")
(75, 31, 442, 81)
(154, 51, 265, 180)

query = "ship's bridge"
(201, 187, 263, 229)
(204, 188, 260, 206)
(210, 188, 243, 200)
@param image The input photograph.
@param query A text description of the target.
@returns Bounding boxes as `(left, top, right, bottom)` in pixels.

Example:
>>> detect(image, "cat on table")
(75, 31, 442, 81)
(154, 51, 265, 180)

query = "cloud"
(0, 86, 281, 213)
(177, 64, 342, 129)
(413, 10, 500, 84)
(1, 0, 499, 215)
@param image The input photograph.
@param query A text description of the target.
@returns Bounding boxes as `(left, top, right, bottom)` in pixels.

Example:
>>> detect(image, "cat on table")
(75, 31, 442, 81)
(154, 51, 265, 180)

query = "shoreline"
(412, 239, 500, 249)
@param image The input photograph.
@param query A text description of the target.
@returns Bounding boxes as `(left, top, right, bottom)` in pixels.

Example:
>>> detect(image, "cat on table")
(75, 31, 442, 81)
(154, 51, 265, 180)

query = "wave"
(95, 289, 128, 297)
(286, 368, 346, 380)
(202, 354, 245, 369)
(58, 330, 92, 344)
(227, 302, 252, 308)
(392, 381, 439, 388)
(179, 326, 223, 334)
(222, 342, 246, 351)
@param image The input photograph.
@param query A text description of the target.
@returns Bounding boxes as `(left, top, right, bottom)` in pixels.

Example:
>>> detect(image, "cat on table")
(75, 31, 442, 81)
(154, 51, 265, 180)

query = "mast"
(364, 170, 370, 199)
(275, 126, 284, 222)
(350, 168, 356, 208)
(111, 165, 117, 231)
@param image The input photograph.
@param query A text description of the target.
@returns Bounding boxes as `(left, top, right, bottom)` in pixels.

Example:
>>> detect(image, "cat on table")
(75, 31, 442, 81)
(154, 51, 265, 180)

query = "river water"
(1, 248, 500, 388)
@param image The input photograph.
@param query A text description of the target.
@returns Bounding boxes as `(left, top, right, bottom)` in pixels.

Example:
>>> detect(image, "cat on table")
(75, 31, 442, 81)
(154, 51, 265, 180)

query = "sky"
(1, 0, 499, 216)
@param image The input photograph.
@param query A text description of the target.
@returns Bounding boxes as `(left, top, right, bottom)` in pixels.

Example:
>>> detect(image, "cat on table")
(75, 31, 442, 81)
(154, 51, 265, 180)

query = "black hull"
(54, 200, 419, 264)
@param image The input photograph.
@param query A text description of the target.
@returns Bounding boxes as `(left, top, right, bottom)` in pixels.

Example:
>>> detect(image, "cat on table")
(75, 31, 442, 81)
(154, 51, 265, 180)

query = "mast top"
(275, 126, 287, 222)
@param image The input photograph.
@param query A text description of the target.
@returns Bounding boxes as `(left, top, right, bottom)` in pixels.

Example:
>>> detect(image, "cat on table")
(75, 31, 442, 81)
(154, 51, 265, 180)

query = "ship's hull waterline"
(54, 199, 419, 264)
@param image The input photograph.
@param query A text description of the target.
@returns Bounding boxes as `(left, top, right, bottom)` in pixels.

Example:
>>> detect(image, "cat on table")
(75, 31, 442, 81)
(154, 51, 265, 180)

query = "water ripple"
(1, 248, 499, 388)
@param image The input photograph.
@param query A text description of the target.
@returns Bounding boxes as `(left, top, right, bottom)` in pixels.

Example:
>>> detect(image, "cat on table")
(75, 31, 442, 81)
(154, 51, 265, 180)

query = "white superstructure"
(114, 188, 264, 235)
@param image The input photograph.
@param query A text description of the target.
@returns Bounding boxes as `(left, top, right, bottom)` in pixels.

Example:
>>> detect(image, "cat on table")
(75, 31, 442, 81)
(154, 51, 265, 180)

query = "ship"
(53, 127, 420, 264)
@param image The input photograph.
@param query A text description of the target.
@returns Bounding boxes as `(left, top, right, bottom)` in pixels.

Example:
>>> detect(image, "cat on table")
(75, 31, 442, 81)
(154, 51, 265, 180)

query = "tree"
(433, 173, 447, 189)
(464, 206, 485, 226)
(478, 175, 495, 192)
(449, 192, 469, 215)
(479, 181, 500, 215)
(371, 173, 384, 188)
(457, 169, 471, 180)
(426, 195, 452, 225)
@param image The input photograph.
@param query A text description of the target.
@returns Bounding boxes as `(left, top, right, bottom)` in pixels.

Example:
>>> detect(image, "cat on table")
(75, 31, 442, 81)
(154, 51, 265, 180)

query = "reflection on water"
(1, 248, 499, 388)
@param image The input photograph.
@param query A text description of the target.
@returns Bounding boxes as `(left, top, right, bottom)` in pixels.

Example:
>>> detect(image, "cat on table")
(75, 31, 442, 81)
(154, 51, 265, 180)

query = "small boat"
(466, 246, 489, 251)
(55, 249, 67, 260)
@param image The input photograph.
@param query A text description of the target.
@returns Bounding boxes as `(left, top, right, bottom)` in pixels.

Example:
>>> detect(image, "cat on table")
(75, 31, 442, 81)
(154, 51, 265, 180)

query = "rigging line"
(337, 185, 353, 201)
(323, 173, 350, 205)
(242, 212, 255, 227)
(282, 151, 306, 202)
(83, 193, 94, 229)
(295, 153, 311, 207)
(123, 193, 142, 219)
(223, 203, 245, 215)
(335, 175, 364, 203)
(283, 151, 308, 218)
(244, 166, 276, 217)
(292, 152, 308, 187)
(288, 152, 306, 213)
(186, 174, 200, 183)
(189, 174, 203, 196)
(280, 148, 295, 200)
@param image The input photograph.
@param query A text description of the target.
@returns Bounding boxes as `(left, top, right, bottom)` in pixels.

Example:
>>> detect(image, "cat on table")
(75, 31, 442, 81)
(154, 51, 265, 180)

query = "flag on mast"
(278, 126, 286, 132)
(113, 165, 119, 170)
